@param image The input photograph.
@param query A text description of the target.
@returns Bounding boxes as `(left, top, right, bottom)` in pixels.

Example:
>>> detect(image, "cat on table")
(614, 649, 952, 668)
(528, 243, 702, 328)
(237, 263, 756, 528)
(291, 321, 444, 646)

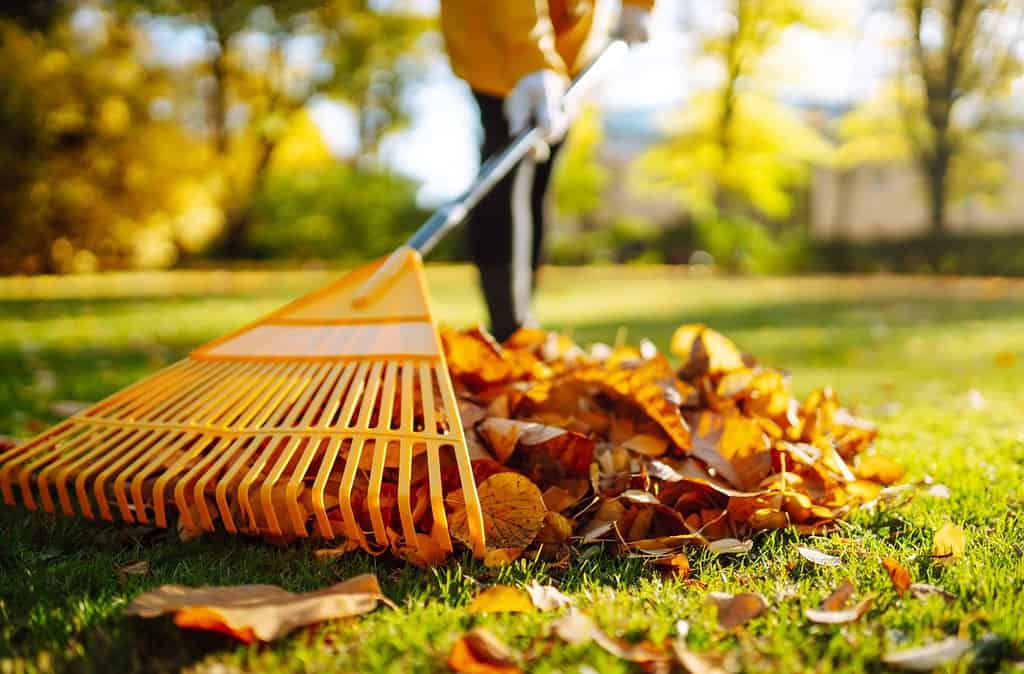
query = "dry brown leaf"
(653, 553, 691, 579)
(622, 434, 670, 457)
(932, 523, 966, 564)
(707, 592, 768, 629)
(708, 539, 753, 555)
(549, 611, 669, 663)
(449, 472, 546, 550)
(448, 627, 522, 674)
(477, 418, 524, 463)
(466, 585, 535, 614)
(796, 546, 842, 567)
(117, 560, 150, 580)
(909, 583, 956, 601)
(672, 643, 730, 674)
(126, 574, 391, 643)
(883, 558, 913, 595)
(314, 539, 360, 560)
(882, 637, 971, 671)
(820, 580, 855, 612)
(541, 486, 579, 512)
(524, 581, 574, 611)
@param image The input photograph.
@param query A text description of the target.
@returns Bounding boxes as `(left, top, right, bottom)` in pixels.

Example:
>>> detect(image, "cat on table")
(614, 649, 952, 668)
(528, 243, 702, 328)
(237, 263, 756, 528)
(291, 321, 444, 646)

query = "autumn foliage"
(422, 323, 897, 564)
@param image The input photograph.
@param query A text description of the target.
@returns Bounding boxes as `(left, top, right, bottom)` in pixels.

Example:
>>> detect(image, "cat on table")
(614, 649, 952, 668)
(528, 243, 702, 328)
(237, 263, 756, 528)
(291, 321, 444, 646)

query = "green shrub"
(692, 214, 808, 274)
(246, 166, 428, 262)
(811, 232, 1024, 276)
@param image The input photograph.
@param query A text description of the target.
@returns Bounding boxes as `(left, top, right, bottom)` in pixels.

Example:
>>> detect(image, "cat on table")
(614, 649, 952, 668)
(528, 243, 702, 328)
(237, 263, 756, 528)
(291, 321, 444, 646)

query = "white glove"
(616, 5, 650, 45)
(504, 69, 569, 161)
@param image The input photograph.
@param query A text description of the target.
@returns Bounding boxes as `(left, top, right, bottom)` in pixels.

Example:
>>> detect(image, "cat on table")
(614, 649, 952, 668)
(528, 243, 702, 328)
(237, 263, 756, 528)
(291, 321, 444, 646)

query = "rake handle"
(352, 40, 629, 308)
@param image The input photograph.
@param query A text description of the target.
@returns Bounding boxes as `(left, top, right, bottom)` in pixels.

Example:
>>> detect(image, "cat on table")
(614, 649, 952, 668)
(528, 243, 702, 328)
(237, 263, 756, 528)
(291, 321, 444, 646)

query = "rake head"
(0, 250, 486, 558)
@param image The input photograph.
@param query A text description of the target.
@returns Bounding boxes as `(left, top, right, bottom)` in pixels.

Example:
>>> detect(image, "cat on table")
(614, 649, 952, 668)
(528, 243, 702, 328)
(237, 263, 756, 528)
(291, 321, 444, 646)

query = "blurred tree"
(838, 0, 1024, 238)
(552, 105, 610, 229)
(248, 163, 425, 260)
(0, 13, 215, 274)
(135, 0, 430, 256)
(638, 0, 831, 271)
(0, 1, 431, 272)
(0, 0, 63, 32)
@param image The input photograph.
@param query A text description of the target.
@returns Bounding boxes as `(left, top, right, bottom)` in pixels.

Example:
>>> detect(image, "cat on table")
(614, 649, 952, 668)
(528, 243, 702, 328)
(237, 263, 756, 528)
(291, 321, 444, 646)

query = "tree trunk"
(219, 137, 277, 258)
(923, 151, 949, 269)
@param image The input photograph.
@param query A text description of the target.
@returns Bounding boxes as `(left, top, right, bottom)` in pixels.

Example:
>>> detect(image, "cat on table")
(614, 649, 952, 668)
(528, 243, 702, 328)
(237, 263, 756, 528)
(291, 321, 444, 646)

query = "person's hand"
(503, 69, 569, 162)
(616, 5, 651, 45)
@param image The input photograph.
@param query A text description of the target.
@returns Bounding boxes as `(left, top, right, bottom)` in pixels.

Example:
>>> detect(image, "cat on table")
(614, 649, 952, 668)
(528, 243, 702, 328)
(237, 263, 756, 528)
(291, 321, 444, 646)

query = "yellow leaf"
(449, 472, 547, 550)
(854, 455, 905, 485)
(932, 523, 965, 564)
(466, 586, 535, 615)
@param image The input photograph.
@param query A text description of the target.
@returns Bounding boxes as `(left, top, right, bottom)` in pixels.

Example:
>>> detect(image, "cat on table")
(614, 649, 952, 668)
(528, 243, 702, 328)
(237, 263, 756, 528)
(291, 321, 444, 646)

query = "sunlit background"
(1, 0, 1022, 277)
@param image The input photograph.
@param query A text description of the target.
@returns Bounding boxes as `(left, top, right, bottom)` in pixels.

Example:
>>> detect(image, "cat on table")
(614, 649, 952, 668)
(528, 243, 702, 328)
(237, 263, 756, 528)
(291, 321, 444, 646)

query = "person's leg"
(469, 92, 539, 341)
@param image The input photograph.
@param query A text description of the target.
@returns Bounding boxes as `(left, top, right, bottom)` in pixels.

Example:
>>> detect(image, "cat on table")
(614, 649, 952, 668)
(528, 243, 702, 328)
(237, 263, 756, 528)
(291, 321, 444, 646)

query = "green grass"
(1, 267, 1022, 673)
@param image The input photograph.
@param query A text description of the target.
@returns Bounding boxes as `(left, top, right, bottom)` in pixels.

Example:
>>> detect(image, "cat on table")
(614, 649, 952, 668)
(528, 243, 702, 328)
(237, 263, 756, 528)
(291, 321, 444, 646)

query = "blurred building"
(577, 100, 1024, 240)
(810, 139, 1024, 241)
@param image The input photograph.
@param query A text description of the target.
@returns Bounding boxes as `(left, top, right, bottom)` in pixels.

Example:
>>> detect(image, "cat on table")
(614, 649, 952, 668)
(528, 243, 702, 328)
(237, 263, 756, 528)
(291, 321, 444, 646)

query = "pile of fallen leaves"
(432, 323, 902, 566)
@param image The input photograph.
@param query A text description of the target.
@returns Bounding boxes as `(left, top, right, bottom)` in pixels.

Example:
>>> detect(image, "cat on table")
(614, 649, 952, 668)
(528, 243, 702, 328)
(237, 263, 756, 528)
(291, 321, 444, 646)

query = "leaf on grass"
(932, 523, 966, 564)
(805, 597, 872, 624)
(820, 580, 855, 611)
(449, 472, 546, 550)
(126, 574, 391, 643)
(449, 631, 518, 672)
(796, 546, 842, 567)
(448, 627, 522, 674)
(708, 538, 753, 555)
(549, 611, 669, 663)
(467, 586, 536, 614)
(116, 560, 150, 581)
(882, 637, 971, 671)
(883, 558, 912, 595)
(313, 539, 360, 559)
(524, 581, 573, 611)
(653, 553, 691, 579)
(854, 455, 905, 485)
(672, 643, 730, 674)
(707, 592, 768, 629)
(482, 548, 524, 568)
(909, 583, 956, 601)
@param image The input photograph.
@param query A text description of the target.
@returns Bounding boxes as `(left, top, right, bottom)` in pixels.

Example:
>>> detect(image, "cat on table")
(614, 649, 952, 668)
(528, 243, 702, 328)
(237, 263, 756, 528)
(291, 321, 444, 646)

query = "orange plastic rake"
(0, 41, 628, 558)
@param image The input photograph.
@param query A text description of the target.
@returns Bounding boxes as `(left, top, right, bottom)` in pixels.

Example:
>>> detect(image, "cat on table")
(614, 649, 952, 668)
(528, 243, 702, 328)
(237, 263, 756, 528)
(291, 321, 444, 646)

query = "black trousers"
(468, 92, 564, 342)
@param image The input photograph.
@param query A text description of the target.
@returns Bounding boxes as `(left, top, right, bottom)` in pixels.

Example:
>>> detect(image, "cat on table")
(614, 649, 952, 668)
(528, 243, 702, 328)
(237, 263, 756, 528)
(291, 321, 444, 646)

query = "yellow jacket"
(439, 0, 655, 97)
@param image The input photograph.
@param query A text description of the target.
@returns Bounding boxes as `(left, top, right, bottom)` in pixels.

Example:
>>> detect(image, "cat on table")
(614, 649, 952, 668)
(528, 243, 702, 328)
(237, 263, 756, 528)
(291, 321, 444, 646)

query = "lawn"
(1, 266, 1022, 673)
